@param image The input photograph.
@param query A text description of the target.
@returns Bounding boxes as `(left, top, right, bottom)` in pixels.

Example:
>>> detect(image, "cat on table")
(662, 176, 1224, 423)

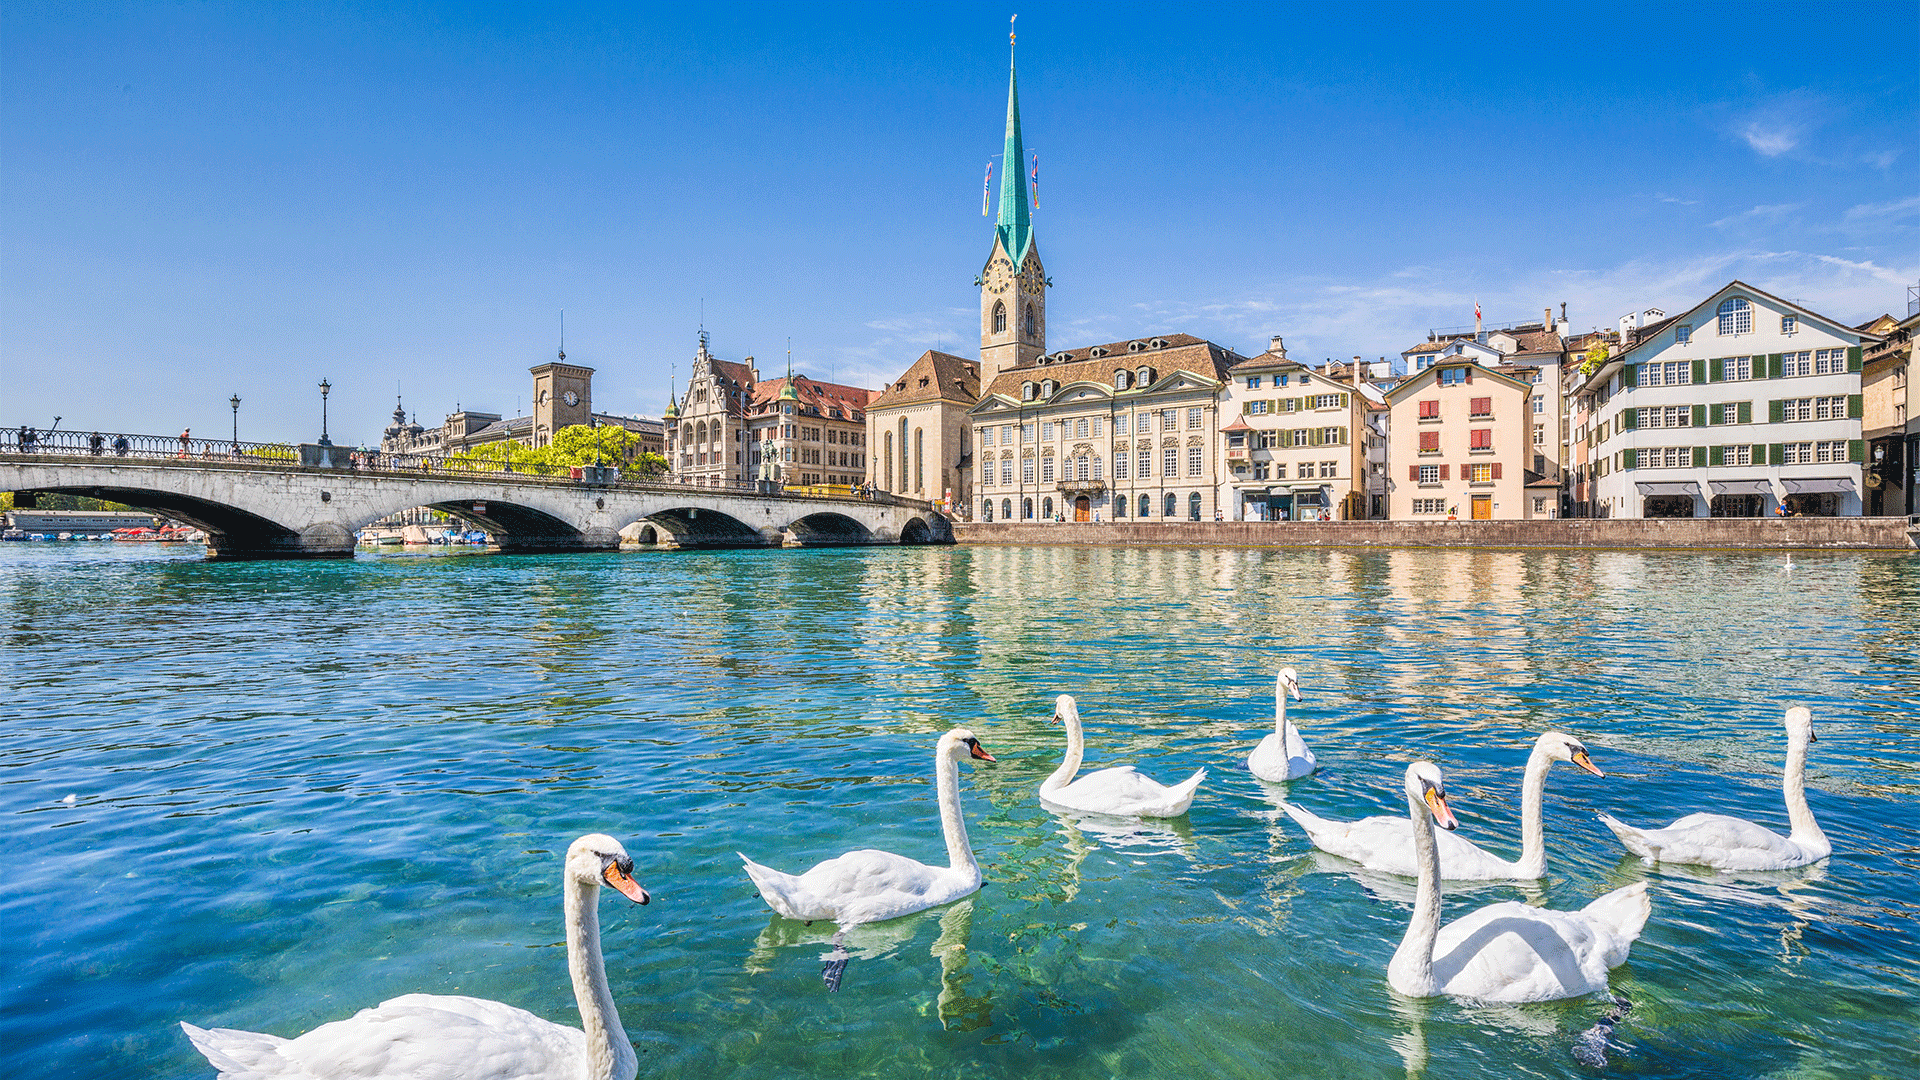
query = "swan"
(1040, 695, 1206, 818)
(181, 834, 651, 1080)
(740, 728, 995, 928)
(1282, 731, 1603, 880)
(1247, 668, 1315, 782)
(1600, 706, 1830, 871)
(1388, 761, 1650, 1002)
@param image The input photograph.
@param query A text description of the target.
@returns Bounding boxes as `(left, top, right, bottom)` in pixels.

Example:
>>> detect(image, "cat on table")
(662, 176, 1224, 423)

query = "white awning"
(1782, 477, 1855, 494)
(1709, 480, 1772, 496)
(1634, 481, 1701, 496)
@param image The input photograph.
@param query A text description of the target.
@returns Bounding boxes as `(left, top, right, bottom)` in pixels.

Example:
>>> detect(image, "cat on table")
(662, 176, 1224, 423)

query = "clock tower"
(530, 353, 593, 448)
(980, 34, 1045, 380)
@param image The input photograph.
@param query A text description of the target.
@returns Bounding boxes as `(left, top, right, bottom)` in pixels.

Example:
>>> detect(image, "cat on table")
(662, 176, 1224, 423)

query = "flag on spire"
(982, 161, 993, 216)
(1030, 150, 1039, 211)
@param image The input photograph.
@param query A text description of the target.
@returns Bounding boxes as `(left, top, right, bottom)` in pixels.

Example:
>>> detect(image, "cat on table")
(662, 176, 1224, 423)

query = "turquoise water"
(3, 541, 1917, 1079)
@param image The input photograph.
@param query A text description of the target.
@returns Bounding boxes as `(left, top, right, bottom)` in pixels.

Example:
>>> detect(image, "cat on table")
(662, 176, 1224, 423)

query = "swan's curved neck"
(1514, 745, 1554, 878)
(936, 746, 981, 882)
(1274, 687, 1290, 740)
(1389, 788, 1442, 998)
(565, 876, 637, 1080)
(1042, 711, 1084, 794)
(1781, 731, 1828, 854)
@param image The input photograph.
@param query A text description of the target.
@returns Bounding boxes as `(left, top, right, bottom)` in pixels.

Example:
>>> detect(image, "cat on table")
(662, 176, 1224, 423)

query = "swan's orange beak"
(969, 739, 997, 762)
(1425, 787, 1458, 831)
(1571, 748, 1604, 778)
(603, 864, 651, 904)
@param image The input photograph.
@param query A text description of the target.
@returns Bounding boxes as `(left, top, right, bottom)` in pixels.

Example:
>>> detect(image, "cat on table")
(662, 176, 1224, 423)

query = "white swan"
(1388, 762, 1650, 1002)
(1601, 706, 1830, 871)
(1040, 695, 1206, 818)
(1282, 731, 1603, 880)
(740, 728, 995, 928)
(1247, 668, 1315, 782)
(181, 834, 651, 1080)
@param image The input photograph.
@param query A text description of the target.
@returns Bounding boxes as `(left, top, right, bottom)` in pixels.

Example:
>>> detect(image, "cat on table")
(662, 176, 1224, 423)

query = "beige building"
(866, 350, 980, 506)
(1217, 337, 1370, 520)
(1385, 360, 1541, 520)
(379, 355, 662, 462)
(664, 335, 871, 488)
(1861, 306, 1917, 516)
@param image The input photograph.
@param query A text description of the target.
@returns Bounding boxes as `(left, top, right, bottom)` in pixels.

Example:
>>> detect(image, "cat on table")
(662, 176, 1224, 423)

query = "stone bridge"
(0, 454, 952, 559)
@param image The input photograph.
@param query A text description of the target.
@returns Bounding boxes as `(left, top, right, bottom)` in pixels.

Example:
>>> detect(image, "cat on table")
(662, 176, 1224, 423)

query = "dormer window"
(1135, 366, 1154, 387)
(1021, 381, 1036, 401)
(1040, 379, 1057, 397)
(1128, 340, 1147, 353)
(1088, 346, 1109, 358)
(1148, 337, 1169, 349)
(918, 377, 929, 388)
(1113, 369, 1130, 390)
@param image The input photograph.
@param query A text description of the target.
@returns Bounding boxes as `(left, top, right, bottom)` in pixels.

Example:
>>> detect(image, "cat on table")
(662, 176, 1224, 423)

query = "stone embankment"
(954, 518, 1918, 551)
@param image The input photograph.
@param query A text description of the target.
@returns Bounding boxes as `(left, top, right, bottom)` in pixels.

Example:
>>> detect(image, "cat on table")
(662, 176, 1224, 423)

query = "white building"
(1579, 281, 1877, 518)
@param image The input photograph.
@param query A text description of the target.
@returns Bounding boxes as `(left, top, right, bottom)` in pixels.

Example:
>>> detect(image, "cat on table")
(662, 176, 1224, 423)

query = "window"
(1022, 457, 1034, 484)
(1092, 417, 1103, 436)
(1138, 493, 1152, 517)
(1165, 493, 1179, 517)
(1247, 376, 1262, 389)
(1258, 432, 1279, 449)
(1113, 494, 1128, 517)
(1073, 455, 1088, 481)
(1721, 444, 1752, 466)
(1114, 454, 1128, 480)
(1722, 356, 1752, 381)
(1782, 398, 1813, 422)
(1418, 399, 1439, 420)
(1781, 315, 1797, 335)
(1252, 462, 1269, 480)
(1412, 498, 1447, 514)
(1641, 446, 1691, 468)
(1532, 397, 1545, 414)
(1041, 497, 1053, 518)
(1640, 361, 1690, 386)
(1273, 462, 1287, 479)
(1188, 407, 1204, 429)
(1814, 348, 1845, 374)
(1164, 447, 1179, 476)
(1418, 464, 1440, 484)
(1677, 325, 1693, 343)
(1781, 351, 1812, 377)
(1534, 425, 1546, 447)
(1320, 460, 1337, 478)
(1041, 421, 1054, 441)
(1021, 422, 1034, 443)
(1114, 370, 1130, 390)
(1781, 442, 1813, 465)
(1470, 428, 1492, 450)
(1074, 417, 1088, 438)
(1299, 374, 1312, 386)
(1137, 448, 1151, 477)
(1717, 297, 1752, 336)
(1438, 367, 1468, 387)
(1249, 401, 1270, 415)
(992, 301, 1007, 334)
(1024, 303, 1036, 337)
(1279, 374, 1290, 387)
(1136, 413, 1151, 434)
(1022, 497, 1033, 519)
(1468, 463, 1493, 483)
(1418, 430, 1440, 452)
(1189, 492, 1203, 520)
(1470, 397, 1493, 417)
(1188, 446, 1204, 475)
(1041, 456, 1055, 482)
(1639, 405, 1691, 428)
(1311, 394, 1342, 409)
(1161, 410, 1178, 431)
(1816, 440, 1846, 463)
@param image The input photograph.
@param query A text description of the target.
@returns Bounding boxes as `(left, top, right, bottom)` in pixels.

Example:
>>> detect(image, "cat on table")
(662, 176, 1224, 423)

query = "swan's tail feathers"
(1597, 814, 1657, 861)
(1583, 881, 1652, 964)
(1174, 767, 1208, 798)
(180, 1021, 289, 1078)
(1278, 800, 1334, 841)
(739, 853, 804, 916)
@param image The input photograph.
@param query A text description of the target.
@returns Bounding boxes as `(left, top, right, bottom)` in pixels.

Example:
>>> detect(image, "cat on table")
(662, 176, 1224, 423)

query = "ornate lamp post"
(229, 394, 241, 454)
(318, 379, 332, 445)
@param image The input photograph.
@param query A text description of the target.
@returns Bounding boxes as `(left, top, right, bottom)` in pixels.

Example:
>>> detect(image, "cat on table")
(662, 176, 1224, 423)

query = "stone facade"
(866, 350, 979, 507)
(378, 361, 661, 462)
(663, 336, 872, 489)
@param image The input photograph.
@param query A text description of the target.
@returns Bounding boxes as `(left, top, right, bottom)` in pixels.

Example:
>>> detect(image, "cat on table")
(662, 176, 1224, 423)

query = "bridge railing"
(1, 426, 939, 513)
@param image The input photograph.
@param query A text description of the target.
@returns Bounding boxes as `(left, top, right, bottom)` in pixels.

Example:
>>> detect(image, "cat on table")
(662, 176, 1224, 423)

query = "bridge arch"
(13, 482, 316, 559)
(785, 511, 873, 546)
(639, 505, 771, 548)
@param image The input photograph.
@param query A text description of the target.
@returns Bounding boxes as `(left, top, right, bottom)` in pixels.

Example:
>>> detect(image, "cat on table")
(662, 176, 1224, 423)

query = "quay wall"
(953, 517, 1919, 551)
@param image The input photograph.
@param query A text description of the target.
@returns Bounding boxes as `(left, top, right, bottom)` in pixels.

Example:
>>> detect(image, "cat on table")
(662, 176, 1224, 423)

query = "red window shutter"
(1419, 431, 1439, 451)
(1491, 462, 1502, 480)
(1471, 396, 1491, 415)
(1463, 367, 1473, 383)
(1440, 464, 1450, 480)
(1409, 465, 1419, 481)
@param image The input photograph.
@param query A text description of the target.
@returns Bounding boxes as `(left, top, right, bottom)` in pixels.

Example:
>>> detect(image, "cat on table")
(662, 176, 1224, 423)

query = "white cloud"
(1741, 121, 1800, 157)
(1841, 195, 1920, 227)
(1729, 88, 1825, 160)
(1653, 193, 1702, 206)
(1710, 203, 1804, 231)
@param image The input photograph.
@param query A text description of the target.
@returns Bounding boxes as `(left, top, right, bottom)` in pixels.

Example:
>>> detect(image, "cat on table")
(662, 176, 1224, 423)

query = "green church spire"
(994, 25, 1032, 264)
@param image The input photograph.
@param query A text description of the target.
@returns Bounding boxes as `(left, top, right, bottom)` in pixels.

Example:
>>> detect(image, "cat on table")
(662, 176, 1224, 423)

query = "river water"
(3, 541, 1916, 1079)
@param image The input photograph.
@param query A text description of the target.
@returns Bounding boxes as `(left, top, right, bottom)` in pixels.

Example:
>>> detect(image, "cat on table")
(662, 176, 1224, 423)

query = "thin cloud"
(1710, 203, 1804, 230)
(1841, 195, 1920, 226)
(1730, 88, 1825, 160)
(1741, 121, 1800, 157)
(1652, 193, 1701, 206)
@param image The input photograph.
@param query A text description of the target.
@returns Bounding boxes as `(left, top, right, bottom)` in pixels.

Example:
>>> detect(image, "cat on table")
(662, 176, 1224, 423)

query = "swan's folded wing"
(280, 994, 582, 1080)
(1432, 903, 1612, 1002)
(1617, 813, 1801, 868)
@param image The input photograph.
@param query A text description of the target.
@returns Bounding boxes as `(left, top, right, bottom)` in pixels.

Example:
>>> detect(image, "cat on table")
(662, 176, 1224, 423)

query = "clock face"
(563, 390, 579, 407)
(986, 255, 1013, 294)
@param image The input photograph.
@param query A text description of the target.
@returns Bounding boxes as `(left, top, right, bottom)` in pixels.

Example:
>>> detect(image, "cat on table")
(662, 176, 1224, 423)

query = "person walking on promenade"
(178, 428, 191, 457)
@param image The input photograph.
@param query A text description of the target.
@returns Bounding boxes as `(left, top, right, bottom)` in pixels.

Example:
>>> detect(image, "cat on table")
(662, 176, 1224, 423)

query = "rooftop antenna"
(558, 310, 566, 361)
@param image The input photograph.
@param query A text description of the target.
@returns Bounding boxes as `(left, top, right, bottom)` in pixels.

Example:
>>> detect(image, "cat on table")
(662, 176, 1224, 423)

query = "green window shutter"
(1691, 404, 1707, 428)
(1737, 400, 1752, 424)
(1623, 409, 1639, 431)
(1847, 346, 1862, 372)
(1691, 359, 1706, 385)
(1849, 439, 1865, 463)
(1767, 353, 1783, 379)
(1752, 443, 1767, 464)
(1692, 445, 1707, 467)
(1848, 394, 1863, 419)
(1309, 427, 1323, 446)
(1340, 393, 1350, 408)
(1623, 448, 1638, 469)
(1768, 443, 1784, 466)
(1768, 399, 1784, 423)
(1707, 405, 1722, 426)
(1710, 357, 1724, 382)
(1624, 364, 1639, 388)
(1709, 445, 1724, 466)
(1340, 426, 1349, 445)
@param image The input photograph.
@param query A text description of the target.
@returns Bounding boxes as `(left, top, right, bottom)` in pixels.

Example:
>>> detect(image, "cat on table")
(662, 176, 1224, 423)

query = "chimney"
(1557, 302, 1570, 338)
(1545, 308, 1553, 331)
(1269, 335, 1286, 357)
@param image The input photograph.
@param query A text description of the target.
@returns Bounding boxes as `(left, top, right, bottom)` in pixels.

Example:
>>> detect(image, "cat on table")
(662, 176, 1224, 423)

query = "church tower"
(979, 30, 1046, 380)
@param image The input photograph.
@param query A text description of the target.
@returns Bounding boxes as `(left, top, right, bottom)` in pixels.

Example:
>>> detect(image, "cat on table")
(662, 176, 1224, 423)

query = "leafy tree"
(443, 425, 659, 475)
(1579, 341, 1611, 377)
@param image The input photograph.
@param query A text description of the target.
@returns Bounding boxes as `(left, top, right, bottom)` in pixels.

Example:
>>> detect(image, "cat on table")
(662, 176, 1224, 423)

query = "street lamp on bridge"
(229, 394, 241, 455)
(318, 379, 332, 446)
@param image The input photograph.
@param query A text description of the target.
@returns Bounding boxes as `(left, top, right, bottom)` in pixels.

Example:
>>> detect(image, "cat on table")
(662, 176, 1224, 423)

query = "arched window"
(1114, 494, 1128, 517)
(1165, 493, 1179, 518)
(1002, 498, 1012, 520)
(1042, 496, 1054, 519)
(1136, 366, 1153, 387)
(882, 431, 894, 489)
(1025, 303, 1037, 338)
(899, 418, 909, 488)
(1022, 381, 1035, 401)
(1189, 492, 1203, 520)
(1139, 494, 1152, 517)
(992, 301, 1007, 334)
(1113, 369, 1130, 390)
(1717, 297, 1751, 336)
(1022, 497, 1034, 520)
(981, 500, 993, 521)
(913, 427, 924, 492)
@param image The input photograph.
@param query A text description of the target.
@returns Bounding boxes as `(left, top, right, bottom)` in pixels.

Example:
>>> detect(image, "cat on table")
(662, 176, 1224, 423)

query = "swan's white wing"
(1046, 766, 1203, 818)
(748, 848, 975, 926)
(1431, 902, 1624, 1003)
(1603, 812, 1815, 870)
(1286, 811, 1523, 879)
(1249, 734, 1314, 781)
(186, 995, 584, 1080)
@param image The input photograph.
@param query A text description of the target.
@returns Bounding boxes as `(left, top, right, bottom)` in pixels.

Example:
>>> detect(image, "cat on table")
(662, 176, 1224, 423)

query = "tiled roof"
(870, 350, 981, 409)
(979, 334, 1242, 400)
(747, 375, 872, 421)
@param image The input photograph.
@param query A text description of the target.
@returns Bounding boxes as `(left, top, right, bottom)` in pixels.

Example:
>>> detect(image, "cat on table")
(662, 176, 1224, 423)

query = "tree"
(546, 424, 640, 466)
(1580, 342, 1611, 377)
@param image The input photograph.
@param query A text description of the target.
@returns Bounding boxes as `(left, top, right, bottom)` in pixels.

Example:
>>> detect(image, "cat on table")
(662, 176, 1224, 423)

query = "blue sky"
(3, 1, 1915, 445)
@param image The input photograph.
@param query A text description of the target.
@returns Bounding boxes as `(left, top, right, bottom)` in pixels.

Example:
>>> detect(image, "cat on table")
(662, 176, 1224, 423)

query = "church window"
(913, 428, 924, 492)
(1025, 303, 1037, 338)
(993, 301, 1007, 334)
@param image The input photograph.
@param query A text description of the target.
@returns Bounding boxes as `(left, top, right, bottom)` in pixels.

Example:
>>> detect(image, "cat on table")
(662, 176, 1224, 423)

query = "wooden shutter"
(1623, 409, 1639, 431)
(1768, 443, 1784, 465)
(1709, 445, 1724, 466)
(1691, 359, 1706, 385)
(1847, 346, 1862, 372)
(1769, 399, 1784, 423)
(1707, 405, 1722, 426)
(1463, 367, 1473, 384)
(1767, 353, 1783, 379)
(1849, 439, 1865, 463)
(1692, 446, 1707, 468)
(1848, 394, 1863, 419)
(1339, 427, 1349, 445)
(1339, 393, 1350, 408)
(1622, 448, 1637, 469)
(1737, 401, 1752, 424)
(1409, 465, 1419, 481)
(1439, 464, 1450, 480)
(1624, 364, 1638, 388)
(1691, 404, 1707, 428)
(1491, 462, 1502, 480)
(1309, 427, 1323, 446)
(1752, 443, 1767, 463)
(1710, 357, 1724, 382)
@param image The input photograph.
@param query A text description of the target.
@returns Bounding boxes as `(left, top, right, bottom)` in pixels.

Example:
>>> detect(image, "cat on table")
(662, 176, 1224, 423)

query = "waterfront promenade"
(956, 517, 1920, 551)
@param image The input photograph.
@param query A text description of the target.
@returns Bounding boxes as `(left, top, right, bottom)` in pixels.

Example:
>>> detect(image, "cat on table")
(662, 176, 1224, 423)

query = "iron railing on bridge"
(0, 426, 938, 512)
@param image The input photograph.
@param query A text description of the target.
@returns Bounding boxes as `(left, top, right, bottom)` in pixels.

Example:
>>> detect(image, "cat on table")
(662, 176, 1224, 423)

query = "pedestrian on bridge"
(178, 428, 190, 457)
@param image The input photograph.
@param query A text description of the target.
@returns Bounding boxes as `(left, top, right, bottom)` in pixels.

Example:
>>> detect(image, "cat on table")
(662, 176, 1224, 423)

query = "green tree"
(546, 424, 640, 466)
(1579, 341, 1611, 377)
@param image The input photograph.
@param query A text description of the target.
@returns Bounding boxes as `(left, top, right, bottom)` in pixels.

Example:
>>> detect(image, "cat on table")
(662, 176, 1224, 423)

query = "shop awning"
(1782, 477, 1855, 494)
(1634, 481, 1701, 496)
(1709, 480, 1772, 496)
